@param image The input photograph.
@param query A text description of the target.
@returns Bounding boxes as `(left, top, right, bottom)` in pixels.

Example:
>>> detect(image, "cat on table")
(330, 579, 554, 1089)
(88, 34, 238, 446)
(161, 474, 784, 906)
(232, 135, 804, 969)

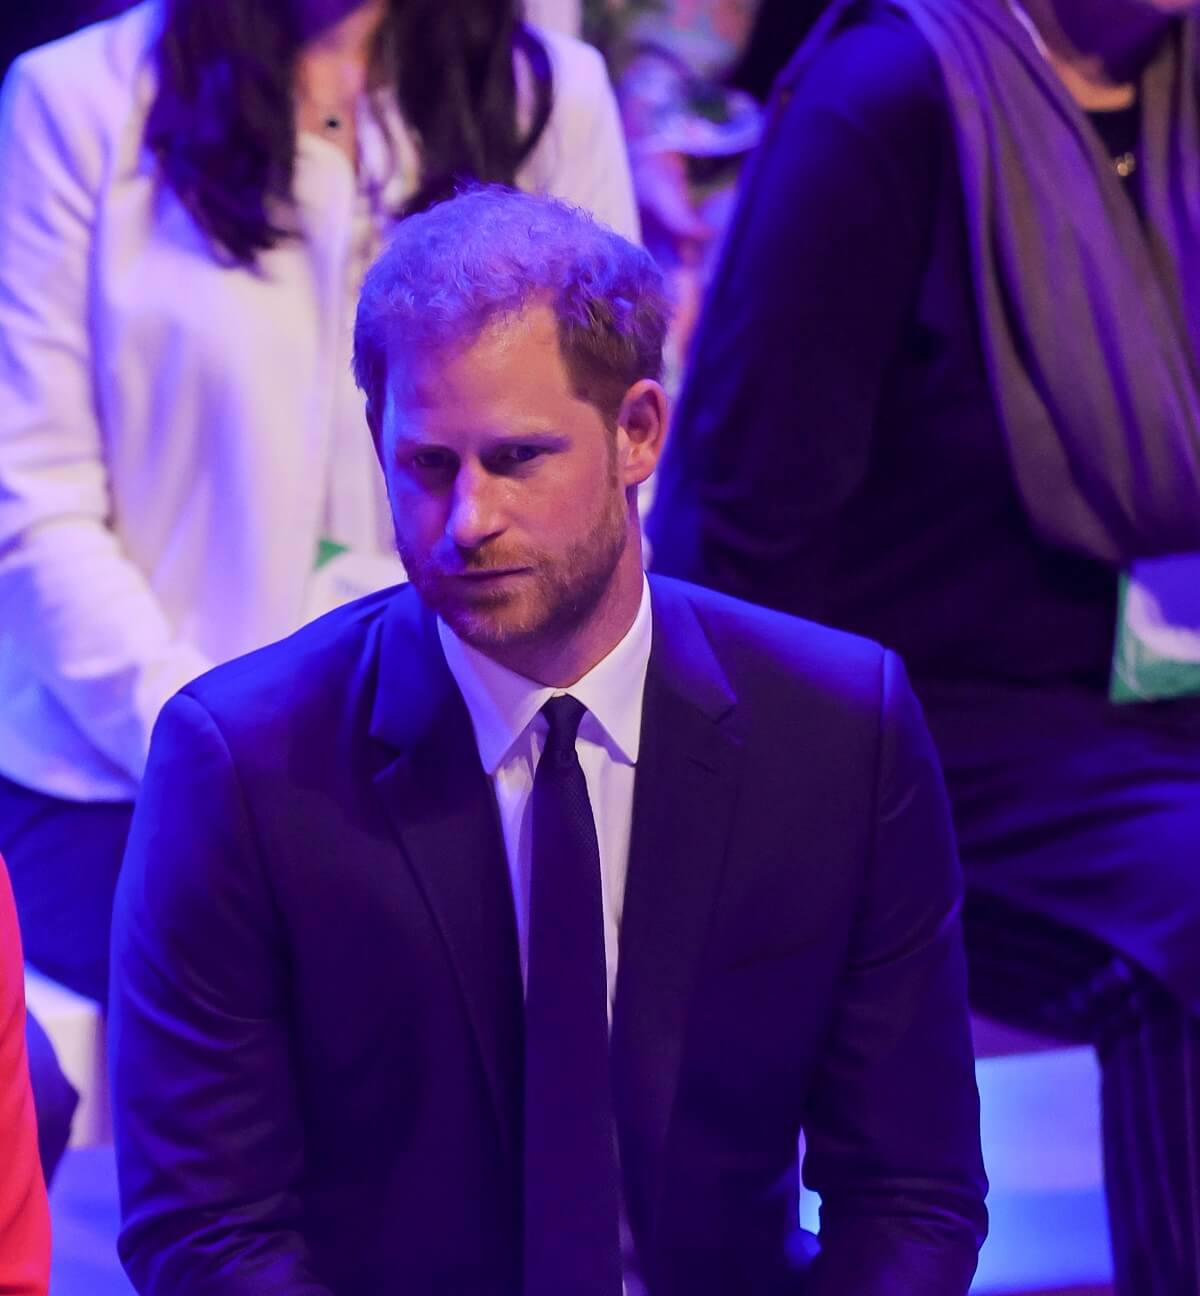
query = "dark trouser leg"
(0, 773, 132, 1184)
(0, 772, 134, 1007)
(24, 1010, 78, 1185)
(1096, 980, 1200, 1296)
(964, 889, 1200, 1296)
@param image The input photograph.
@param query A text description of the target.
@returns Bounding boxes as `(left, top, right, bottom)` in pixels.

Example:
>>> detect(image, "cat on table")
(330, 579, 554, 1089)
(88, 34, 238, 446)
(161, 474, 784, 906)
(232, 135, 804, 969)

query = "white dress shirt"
(438, 577, 652, 1014)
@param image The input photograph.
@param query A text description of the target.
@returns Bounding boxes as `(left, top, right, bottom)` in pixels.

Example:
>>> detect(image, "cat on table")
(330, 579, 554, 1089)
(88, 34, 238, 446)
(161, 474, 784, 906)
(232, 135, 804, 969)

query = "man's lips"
(449, 566, 530, 581)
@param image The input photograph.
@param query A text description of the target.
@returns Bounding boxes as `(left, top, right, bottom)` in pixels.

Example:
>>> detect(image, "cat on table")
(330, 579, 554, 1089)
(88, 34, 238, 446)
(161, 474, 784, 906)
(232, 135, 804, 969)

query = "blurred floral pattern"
(587, 0, 764, 390)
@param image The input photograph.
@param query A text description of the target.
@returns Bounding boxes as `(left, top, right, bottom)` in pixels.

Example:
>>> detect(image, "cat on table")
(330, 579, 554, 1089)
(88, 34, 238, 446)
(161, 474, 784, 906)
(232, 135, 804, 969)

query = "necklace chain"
(296, 55, 367, 137)
(298, 95, 356, 135)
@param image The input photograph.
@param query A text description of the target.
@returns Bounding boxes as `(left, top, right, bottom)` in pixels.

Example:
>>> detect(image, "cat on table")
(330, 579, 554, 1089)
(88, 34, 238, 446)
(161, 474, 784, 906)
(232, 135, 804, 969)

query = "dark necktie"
(523, 695, 623, 1296)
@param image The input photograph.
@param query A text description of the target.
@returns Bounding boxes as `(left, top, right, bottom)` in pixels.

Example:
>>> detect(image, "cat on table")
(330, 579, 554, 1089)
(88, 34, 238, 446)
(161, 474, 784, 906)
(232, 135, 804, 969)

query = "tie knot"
(541, 694, 587, 761)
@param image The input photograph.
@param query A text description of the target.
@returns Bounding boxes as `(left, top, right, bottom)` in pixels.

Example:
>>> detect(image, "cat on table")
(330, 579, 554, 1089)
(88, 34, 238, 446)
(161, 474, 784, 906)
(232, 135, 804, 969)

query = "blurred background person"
(0, 1, 134, 1192)
(649, 0, 1200, 1291)
(0, 0, 636, 1156)
(588, 0, 827, 377)
(0, 856, 51, 1296)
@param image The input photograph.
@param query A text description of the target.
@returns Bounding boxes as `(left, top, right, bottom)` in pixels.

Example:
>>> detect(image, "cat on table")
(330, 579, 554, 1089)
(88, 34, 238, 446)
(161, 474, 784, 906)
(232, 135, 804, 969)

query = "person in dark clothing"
(649, 2, 1200, 1292)
(728, 0, 829, 101)
(109, 186, 986, 1296)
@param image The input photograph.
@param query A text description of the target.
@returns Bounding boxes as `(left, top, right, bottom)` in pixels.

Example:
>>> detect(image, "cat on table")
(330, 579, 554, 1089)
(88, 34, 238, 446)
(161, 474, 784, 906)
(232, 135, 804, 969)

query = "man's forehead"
(382, 306, 564, 406)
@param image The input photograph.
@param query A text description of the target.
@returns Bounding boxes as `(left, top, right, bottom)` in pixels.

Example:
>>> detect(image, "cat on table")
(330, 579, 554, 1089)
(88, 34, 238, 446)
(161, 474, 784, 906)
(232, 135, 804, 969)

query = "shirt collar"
(438, 576, 653, 775)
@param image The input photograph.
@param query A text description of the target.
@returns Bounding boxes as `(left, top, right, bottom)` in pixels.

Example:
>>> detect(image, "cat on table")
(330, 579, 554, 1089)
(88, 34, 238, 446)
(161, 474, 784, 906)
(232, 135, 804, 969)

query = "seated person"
(110, 186, 987, 1296)
(649, 1, 1200, 1290)
(0, 0, 635, 1179)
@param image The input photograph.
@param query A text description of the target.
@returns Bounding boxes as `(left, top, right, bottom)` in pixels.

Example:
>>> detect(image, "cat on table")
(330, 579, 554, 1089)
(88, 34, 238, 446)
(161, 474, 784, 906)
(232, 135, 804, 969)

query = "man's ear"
(615, 379, 669, 488)
(366, 394, 385, 468)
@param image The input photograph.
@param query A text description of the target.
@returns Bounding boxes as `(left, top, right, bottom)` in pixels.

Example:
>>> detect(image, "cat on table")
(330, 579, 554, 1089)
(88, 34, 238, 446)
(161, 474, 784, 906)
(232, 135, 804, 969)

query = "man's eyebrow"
(392, 426, 570, 447)
(389, 429, 442, 447)
(486, 428, 568, 444)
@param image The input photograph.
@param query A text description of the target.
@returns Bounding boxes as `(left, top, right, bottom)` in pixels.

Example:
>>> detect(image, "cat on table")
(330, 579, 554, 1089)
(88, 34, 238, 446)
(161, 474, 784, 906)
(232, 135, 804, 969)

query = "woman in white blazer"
(0, 0, 638, 1006)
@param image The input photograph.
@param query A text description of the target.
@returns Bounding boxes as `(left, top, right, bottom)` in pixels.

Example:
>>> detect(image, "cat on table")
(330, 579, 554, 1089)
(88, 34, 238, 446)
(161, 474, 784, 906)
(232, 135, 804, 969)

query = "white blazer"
(0, 3, 639, 800)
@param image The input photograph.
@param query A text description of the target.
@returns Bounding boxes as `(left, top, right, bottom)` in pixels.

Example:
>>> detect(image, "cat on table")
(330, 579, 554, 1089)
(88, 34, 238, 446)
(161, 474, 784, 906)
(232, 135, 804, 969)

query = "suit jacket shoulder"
(651, 573, 892, 721)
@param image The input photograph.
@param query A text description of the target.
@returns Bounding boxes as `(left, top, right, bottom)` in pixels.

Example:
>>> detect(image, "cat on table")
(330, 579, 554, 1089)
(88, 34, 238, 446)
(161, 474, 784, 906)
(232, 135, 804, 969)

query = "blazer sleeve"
(109, 693, 333, 1296)
(521, 29, 641, 243)
(0, 51, 211, 783)
(799, 651, 987, 1295)
(0, 861, 51, 1296)
(647, 18, 942, 617)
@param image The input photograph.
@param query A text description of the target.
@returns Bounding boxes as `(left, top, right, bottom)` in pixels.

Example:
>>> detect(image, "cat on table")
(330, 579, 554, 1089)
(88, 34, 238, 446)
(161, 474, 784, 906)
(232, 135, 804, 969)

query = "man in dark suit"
(109, 187, 987, 1296)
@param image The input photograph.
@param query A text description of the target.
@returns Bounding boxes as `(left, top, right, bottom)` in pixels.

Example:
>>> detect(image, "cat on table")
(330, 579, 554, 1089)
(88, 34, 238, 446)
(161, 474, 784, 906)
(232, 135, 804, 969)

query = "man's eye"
(410, 450, 454, 473)
(494, 445, 543, 468)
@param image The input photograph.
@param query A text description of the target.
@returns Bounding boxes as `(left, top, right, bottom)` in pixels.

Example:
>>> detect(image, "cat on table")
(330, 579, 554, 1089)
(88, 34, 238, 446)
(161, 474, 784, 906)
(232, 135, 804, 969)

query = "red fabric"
(0, 857, 50, 1296)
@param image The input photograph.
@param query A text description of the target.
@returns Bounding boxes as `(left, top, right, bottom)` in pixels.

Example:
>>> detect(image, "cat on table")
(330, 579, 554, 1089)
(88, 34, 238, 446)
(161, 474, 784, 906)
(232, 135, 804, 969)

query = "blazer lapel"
(613, 578, 742, 1253)
(367, 592, 524, 1173)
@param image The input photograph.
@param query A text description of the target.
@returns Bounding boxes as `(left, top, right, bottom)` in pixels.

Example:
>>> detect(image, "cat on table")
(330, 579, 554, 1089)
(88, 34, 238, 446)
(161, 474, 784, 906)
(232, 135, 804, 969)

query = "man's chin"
(449, 617, 541, 657)
(438, 598, 538, 651)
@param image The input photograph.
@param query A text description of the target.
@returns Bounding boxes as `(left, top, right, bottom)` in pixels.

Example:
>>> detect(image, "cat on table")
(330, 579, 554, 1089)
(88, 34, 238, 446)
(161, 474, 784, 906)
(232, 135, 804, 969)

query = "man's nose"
(445, 463, 503, 550)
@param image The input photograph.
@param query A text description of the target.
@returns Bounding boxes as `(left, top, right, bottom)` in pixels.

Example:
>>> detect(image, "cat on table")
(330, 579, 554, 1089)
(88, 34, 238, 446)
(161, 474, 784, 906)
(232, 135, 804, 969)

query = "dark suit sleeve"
(109, 692, 334, 1296)
(799, 650, 987, 1294)
(647, 17, 942, 619)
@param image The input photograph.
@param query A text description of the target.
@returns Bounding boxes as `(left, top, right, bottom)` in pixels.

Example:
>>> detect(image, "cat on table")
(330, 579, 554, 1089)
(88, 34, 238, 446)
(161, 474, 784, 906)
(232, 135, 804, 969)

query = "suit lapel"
(367, 592, 524, 1173)
(613, 578, 742, 1252)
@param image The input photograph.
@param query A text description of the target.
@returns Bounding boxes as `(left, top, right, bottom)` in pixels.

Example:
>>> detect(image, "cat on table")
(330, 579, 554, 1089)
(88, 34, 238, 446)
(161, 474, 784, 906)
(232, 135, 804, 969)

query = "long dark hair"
(146, 0, 554, 266)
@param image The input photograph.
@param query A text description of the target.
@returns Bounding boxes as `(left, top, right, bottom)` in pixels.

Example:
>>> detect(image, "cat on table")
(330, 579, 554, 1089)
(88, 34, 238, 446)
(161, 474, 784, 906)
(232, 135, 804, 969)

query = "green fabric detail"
(1110, 572, 1200, 704)
(315, 538, 349, 571)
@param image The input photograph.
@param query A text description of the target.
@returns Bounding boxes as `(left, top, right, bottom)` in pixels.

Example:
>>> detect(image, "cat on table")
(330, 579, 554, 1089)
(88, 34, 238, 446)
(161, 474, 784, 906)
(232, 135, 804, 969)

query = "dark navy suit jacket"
(110, 576, 987, 1296)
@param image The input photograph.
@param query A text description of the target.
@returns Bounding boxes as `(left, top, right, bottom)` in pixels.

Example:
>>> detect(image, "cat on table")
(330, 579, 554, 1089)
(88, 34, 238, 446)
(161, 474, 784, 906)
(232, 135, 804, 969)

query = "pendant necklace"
(1007, 0, 1137, 180)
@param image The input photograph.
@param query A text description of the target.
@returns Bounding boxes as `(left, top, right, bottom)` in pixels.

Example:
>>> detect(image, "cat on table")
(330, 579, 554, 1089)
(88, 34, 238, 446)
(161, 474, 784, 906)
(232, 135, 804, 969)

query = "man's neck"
(487, 554, 647, 690)
(1018, 0, 1173, 108)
